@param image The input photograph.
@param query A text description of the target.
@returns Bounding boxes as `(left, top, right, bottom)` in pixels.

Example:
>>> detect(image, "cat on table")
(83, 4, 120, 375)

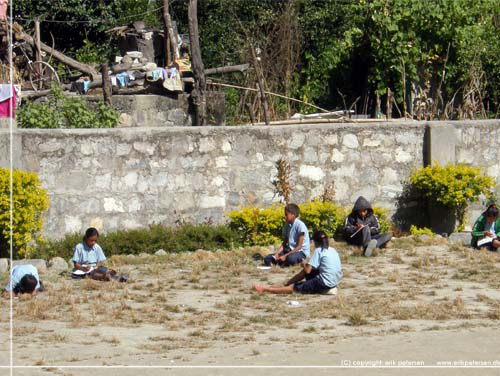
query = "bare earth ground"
(1, 236, 500, 376)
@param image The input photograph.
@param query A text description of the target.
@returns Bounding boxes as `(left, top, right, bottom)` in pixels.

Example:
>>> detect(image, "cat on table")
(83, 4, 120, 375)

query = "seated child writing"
(254, 230, 342, 295)
(471, 204, 500, 251)
(263, 203, 310, 267)
(73, 227, 127, 282)
(343, 196, 391, 257)
(3, 264, 44, 298)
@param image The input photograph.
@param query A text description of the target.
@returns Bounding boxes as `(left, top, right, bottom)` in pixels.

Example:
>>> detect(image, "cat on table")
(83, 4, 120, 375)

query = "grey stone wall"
(1, 119, 499, 238)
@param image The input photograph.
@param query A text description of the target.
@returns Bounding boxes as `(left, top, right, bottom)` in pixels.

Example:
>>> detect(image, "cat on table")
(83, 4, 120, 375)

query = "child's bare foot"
(253, 284, 265, 293)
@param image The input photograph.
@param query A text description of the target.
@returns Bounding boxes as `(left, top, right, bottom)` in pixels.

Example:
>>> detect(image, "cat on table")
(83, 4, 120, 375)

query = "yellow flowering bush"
(227, 204, 284, 245)
(0, 168, 49, 258)
(409, 163, 495, 231)
(228, 201, 392, 246)
(409, 225, 434, 237)
(299, 201, 347, 239)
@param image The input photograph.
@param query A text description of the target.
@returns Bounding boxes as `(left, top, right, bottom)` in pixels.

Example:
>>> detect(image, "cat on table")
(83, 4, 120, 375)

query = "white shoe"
(364, 239, 377, 257)
(323, 287, 338, 296)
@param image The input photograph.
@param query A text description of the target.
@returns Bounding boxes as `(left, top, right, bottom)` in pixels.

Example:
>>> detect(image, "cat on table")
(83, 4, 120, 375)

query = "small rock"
(127, 254, 136, 258)
(0, 258, 8, 273)
(121, 55, 133, 65)
(11, 259, 47, 272)
(449, 232, 471, 246)
(138, 252, 150, 258)
(48, 257, 68, 271)
(419, 234, 430, 240)
(155, 249, 167, 256)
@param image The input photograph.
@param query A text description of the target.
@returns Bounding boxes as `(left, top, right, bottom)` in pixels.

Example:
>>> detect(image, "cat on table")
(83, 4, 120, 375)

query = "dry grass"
(2, 235, 500, 364)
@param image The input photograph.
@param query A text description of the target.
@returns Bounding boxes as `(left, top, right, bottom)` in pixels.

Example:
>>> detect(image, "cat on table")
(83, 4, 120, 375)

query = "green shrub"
(409, 225, 434, 237)
(18, 85, 119, 129)
(35, 224, 241, 260)
(227, 205, 284, 246)
(372, 206, 392, 235)
(299, 201, 347, 239)
(409, 163, 495, 231)
(227, 201, 384, 246)
(0, 168, 49, 258)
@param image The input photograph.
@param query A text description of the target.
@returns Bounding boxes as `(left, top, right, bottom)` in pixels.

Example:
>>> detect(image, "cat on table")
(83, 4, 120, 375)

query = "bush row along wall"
(1, 120, 500, 239)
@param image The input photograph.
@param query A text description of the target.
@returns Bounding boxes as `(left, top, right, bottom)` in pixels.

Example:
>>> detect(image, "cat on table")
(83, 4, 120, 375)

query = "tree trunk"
(101, 64, 112, 106)
(163, 0, 179, 66)
(188, 0, 206, 126)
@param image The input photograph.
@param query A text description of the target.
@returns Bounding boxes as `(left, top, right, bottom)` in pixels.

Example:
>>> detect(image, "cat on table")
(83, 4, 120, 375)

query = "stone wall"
(1, 120, 499, 238)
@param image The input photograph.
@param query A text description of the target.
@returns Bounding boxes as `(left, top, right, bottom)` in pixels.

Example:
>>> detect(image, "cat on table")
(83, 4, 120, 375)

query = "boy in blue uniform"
(263, 203, 310, 267)
(254, 230, 342, 294)
(73, 227, 127, 282)
(3, 264, 44, 297)
(73, 227, 107, 273)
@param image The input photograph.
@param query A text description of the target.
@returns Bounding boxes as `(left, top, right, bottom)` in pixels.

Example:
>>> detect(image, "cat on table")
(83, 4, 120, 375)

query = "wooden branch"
(20, 30, 99, 79)
(204, 64, 250, 76)
(188, 0, 206, 126)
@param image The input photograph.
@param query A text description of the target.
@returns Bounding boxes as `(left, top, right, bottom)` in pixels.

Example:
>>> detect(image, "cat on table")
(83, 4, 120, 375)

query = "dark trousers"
(263, 250, 306, 267)
(347, 226, 392, 248)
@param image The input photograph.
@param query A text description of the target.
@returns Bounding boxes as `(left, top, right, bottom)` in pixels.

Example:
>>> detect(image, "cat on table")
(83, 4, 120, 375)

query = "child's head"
(312, 230, 329, 249)
(83, 227, 99, 247)
(358, 209, 368, 219)
(13, 274, 37, 294)
(486, 205, 499, 221)
(284, 203, 300, 223)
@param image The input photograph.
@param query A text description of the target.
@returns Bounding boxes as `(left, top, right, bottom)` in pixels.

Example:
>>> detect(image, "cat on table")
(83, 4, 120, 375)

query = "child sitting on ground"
(3, 264, 44, 298)
(343, 196, 391, 257)
(73, 227, 127, 282)
(254, 230, 342, 294)
(471, 204, 500, 251)
(263, 203, 310, 267)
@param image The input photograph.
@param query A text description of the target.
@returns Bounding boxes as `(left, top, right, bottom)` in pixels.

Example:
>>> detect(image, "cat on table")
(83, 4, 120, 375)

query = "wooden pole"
(101, 64, 112, 106)
(188, 0, 206, 126)
(249, 45, 270, 125)
(163, 0, 171, 66)
(163, 0, 179, 66)
(34, 20, 41, 62)
(386, 88, 392, 119)
(34, 20, 42, 78)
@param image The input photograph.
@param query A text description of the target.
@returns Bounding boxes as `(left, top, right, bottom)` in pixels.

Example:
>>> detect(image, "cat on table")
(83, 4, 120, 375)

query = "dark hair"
(312, 230, 329, 249)
(83, 227, 99, 242)
(486, 205, 499, 218)
(285, 203, 300, 217)
(13, 274, 37, 294)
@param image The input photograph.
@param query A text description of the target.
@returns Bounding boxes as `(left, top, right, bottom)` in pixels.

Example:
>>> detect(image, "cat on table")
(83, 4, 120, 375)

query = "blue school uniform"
(284, 218, 310, 257)
(72, 243, 106, 267)
(5, 264, 41, 292)
(294, 247, 342, 294)
(263, 218, 311, 266)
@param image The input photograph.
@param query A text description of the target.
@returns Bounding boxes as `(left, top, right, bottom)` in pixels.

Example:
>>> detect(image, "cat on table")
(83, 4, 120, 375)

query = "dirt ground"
(1, 236, 500, 376)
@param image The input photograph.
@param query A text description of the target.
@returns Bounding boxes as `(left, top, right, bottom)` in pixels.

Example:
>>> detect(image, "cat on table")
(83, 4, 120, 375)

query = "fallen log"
(204, 64, 249, 76)
(19, 30, 99, 79)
